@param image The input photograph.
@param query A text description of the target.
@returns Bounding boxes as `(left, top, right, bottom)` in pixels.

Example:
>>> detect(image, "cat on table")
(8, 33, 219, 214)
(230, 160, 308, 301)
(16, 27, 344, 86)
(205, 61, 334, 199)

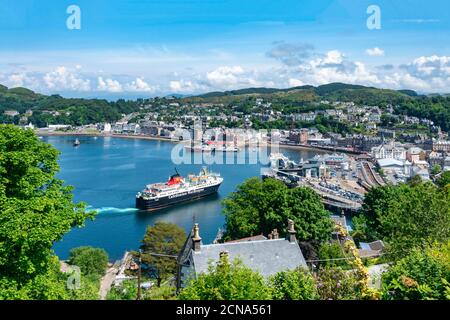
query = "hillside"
(0, 85, 142, 127)
(184, 83, 415, 106)
(1, 82, 450, 131)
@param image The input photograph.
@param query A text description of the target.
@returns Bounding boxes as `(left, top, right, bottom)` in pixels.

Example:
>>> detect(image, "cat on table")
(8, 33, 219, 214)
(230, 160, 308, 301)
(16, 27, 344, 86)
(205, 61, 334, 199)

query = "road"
(99, 266, 119, 300)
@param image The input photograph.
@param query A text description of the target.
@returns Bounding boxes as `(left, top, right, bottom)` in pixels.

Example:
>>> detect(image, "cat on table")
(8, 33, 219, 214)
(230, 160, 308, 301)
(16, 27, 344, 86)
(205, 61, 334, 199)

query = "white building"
(377, 158, 411, 177)
(372, 142, 406, 160)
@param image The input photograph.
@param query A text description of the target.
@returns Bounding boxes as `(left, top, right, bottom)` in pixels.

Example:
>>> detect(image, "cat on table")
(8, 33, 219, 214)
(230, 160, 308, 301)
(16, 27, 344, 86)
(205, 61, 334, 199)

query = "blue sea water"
(46, 136, 322, 261)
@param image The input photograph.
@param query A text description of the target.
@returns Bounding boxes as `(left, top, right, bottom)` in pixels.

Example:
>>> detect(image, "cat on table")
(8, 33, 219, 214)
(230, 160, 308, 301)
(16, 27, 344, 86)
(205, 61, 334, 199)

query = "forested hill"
(184, 82, 450, 131)
(187, 83, 418, 105)
(1, 82, 450, 131)
(191, 82, 418, 100)
(0, 85, 142, 127)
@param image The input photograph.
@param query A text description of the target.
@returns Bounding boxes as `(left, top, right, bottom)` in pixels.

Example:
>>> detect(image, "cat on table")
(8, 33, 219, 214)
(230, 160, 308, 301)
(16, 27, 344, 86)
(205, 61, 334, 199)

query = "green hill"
(185, 82, 413, 106)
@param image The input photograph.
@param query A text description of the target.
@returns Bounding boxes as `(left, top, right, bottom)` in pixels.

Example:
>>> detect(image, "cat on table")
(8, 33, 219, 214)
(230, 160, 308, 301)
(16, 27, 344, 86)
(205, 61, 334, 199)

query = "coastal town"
(3, 92, 443, 299)
(2, 0, 450, 310)
(20, 94, 449, 187)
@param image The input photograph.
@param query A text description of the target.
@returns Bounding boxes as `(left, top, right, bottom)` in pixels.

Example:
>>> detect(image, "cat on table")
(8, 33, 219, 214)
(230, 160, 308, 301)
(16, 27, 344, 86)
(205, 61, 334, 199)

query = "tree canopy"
(140, 221, 186, 287)
(352, 182, 450, 258)
(0, 125, 95, 299)
(382, 243, 450, 300)
(222, 177, 333, 242)
(68, 246, 109, 277)
(436, 171, 450, 189)
(178, 255, 272, 300)
(269, 268, 318, 300)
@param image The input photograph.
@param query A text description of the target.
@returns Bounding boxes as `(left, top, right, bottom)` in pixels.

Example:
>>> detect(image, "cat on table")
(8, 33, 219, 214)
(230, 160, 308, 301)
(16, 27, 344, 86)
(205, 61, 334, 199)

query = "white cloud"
(44, 66, 91, 91)
(206, 66, 245, 87)
(7, 73, 31, 87)
(366, 47, 385, 57)
(97, 77, 123, 92)
(169, 79, 203, 93)
(288, 78, 304, 87)
(125, 77, 159, 93)
(406, 55, 450, 78)
(322, 50, 345, 64)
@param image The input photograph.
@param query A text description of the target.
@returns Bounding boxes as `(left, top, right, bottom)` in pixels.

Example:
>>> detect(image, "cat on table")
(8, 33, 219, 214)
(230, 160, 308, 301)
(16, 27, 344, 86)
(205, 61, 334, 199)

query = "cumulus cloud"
(97, 77, 123, 92)
(169, 79, 204, 93)
(366, 47, 385, 57)
(125, 77, 159, 93)
(44, 66, 91, 91)
(404, 55, 450, 78)
(206, 66, 245, 87)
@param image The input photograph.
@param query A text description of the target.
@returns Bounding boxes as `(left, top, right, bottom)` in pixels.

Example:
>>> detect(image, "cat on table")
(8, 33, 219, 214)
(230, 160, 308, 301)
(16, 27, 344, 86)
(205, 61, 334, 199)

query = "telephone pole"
(136, 249, 142, 300)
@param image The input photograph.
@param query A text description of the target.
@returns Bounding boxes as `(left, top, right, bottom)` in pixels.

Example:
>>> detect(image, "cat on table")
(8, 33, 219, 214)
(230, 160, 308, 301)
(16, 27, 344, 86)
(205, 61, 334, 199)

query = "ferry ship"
(135, 167, 223, 211)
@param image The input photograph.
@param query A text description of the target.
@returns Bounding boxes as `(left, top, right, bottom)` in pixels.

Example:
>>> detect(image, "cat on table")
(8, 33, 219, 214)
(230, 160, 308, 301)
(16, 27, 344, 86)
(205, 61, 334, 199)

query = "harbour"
(48, 135, 326, 261)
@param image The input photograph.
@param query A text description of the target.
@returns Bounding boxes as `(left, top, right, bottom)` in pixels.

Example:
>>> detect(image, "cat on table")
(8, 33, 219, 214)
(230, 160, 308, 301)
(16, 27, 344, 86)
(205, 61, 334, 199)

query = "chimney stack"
(192, 223, 202, 252)
(287, 219, 297, 243)
(271, 229, 279, 239)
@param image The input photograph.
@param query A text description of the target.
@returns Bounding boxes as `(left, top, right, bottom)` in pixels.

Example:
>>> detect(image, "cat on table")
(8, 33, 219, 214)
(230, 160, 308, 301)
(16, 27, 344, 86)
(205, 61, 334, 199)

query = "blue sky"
(1, 0, 450, 97)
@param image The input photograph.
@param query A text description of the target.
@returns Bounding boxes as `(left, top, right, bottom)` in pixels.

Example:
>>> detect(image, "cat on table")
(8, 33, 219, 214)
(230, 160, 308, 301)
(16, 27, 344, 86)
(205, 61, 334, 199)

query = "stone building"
(176, 221, 307, 290)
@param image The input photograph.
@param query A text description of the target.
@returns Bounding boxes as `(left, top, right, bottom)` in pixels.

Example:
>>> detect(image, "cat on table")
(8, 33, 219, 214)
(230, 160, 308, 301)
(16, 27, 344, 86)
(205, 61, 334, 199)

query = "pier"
(264, 152, 369, 214)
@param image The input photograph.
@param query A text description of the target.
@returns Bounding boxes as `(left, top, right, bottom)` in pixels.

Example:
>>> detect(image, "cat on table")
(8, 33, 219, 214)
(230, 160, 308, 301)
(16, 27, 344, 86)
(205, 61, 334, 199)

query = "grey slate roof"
(191, 239, 307, 278)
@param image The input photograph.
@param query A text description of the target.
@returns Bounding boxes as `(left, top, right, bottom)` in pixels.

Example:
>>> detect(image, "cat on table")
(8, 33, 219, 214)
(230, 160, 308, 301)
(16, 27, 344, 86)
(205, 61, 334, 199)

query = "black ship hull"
(136, 183, 221, 211)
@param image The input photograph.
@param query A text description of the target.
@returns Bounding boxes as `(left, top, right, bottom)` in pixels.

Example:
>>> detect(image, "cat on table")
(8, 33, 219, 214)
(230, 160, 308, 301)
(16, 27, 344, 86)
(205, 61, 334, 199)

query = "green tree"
(222, 178, 332, 242)
(178, 255, 271, 300)
(106, 279, 138, 300)
(68, 246, 109, 277)
(140, 222, 186, 287)
(318, 242, 349, 268)
(430, 164, 442, 176)
(0, 125, 95, 299)
(407, 174, 422, 187)
(316, 267, 363, 300)
(382, 244, 450, 300)
(351, 182, 450, 258)
(269, 268, 318, 300)
(436, 171, 450, 189)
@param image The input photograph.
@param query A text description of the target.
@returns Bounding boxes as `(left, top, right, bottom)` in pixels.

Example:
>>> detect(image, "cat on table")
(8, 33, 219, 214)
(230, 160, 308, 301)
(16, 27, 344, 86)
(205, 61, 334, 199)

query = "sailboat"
(73, 138, 80, 146)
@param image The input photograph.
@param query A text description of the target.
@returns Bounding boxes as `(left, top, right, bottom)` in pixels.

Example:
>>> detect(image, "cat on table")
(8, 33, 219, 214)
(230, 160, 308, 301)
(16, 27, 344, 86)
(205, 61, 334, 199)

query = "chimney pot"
(287, 219, 296, 243)
(192, 223, 202, 252)
(272, 229, 279, 239)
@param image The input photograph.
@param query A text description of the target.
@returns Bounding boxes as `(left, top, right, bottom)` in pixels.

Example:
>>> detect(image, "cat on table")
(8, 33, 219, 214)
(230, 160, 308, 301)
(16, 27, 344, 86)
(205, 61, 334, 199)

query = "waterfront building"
(289, 129, 308, 144)
(176, 221, 307, 290)
(336, 135, 382, 152)
(48, 124, 71, 131)
(371, 141, 406, 160)
(97, 122, 111, 133)
(377, 158, 412, 179)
